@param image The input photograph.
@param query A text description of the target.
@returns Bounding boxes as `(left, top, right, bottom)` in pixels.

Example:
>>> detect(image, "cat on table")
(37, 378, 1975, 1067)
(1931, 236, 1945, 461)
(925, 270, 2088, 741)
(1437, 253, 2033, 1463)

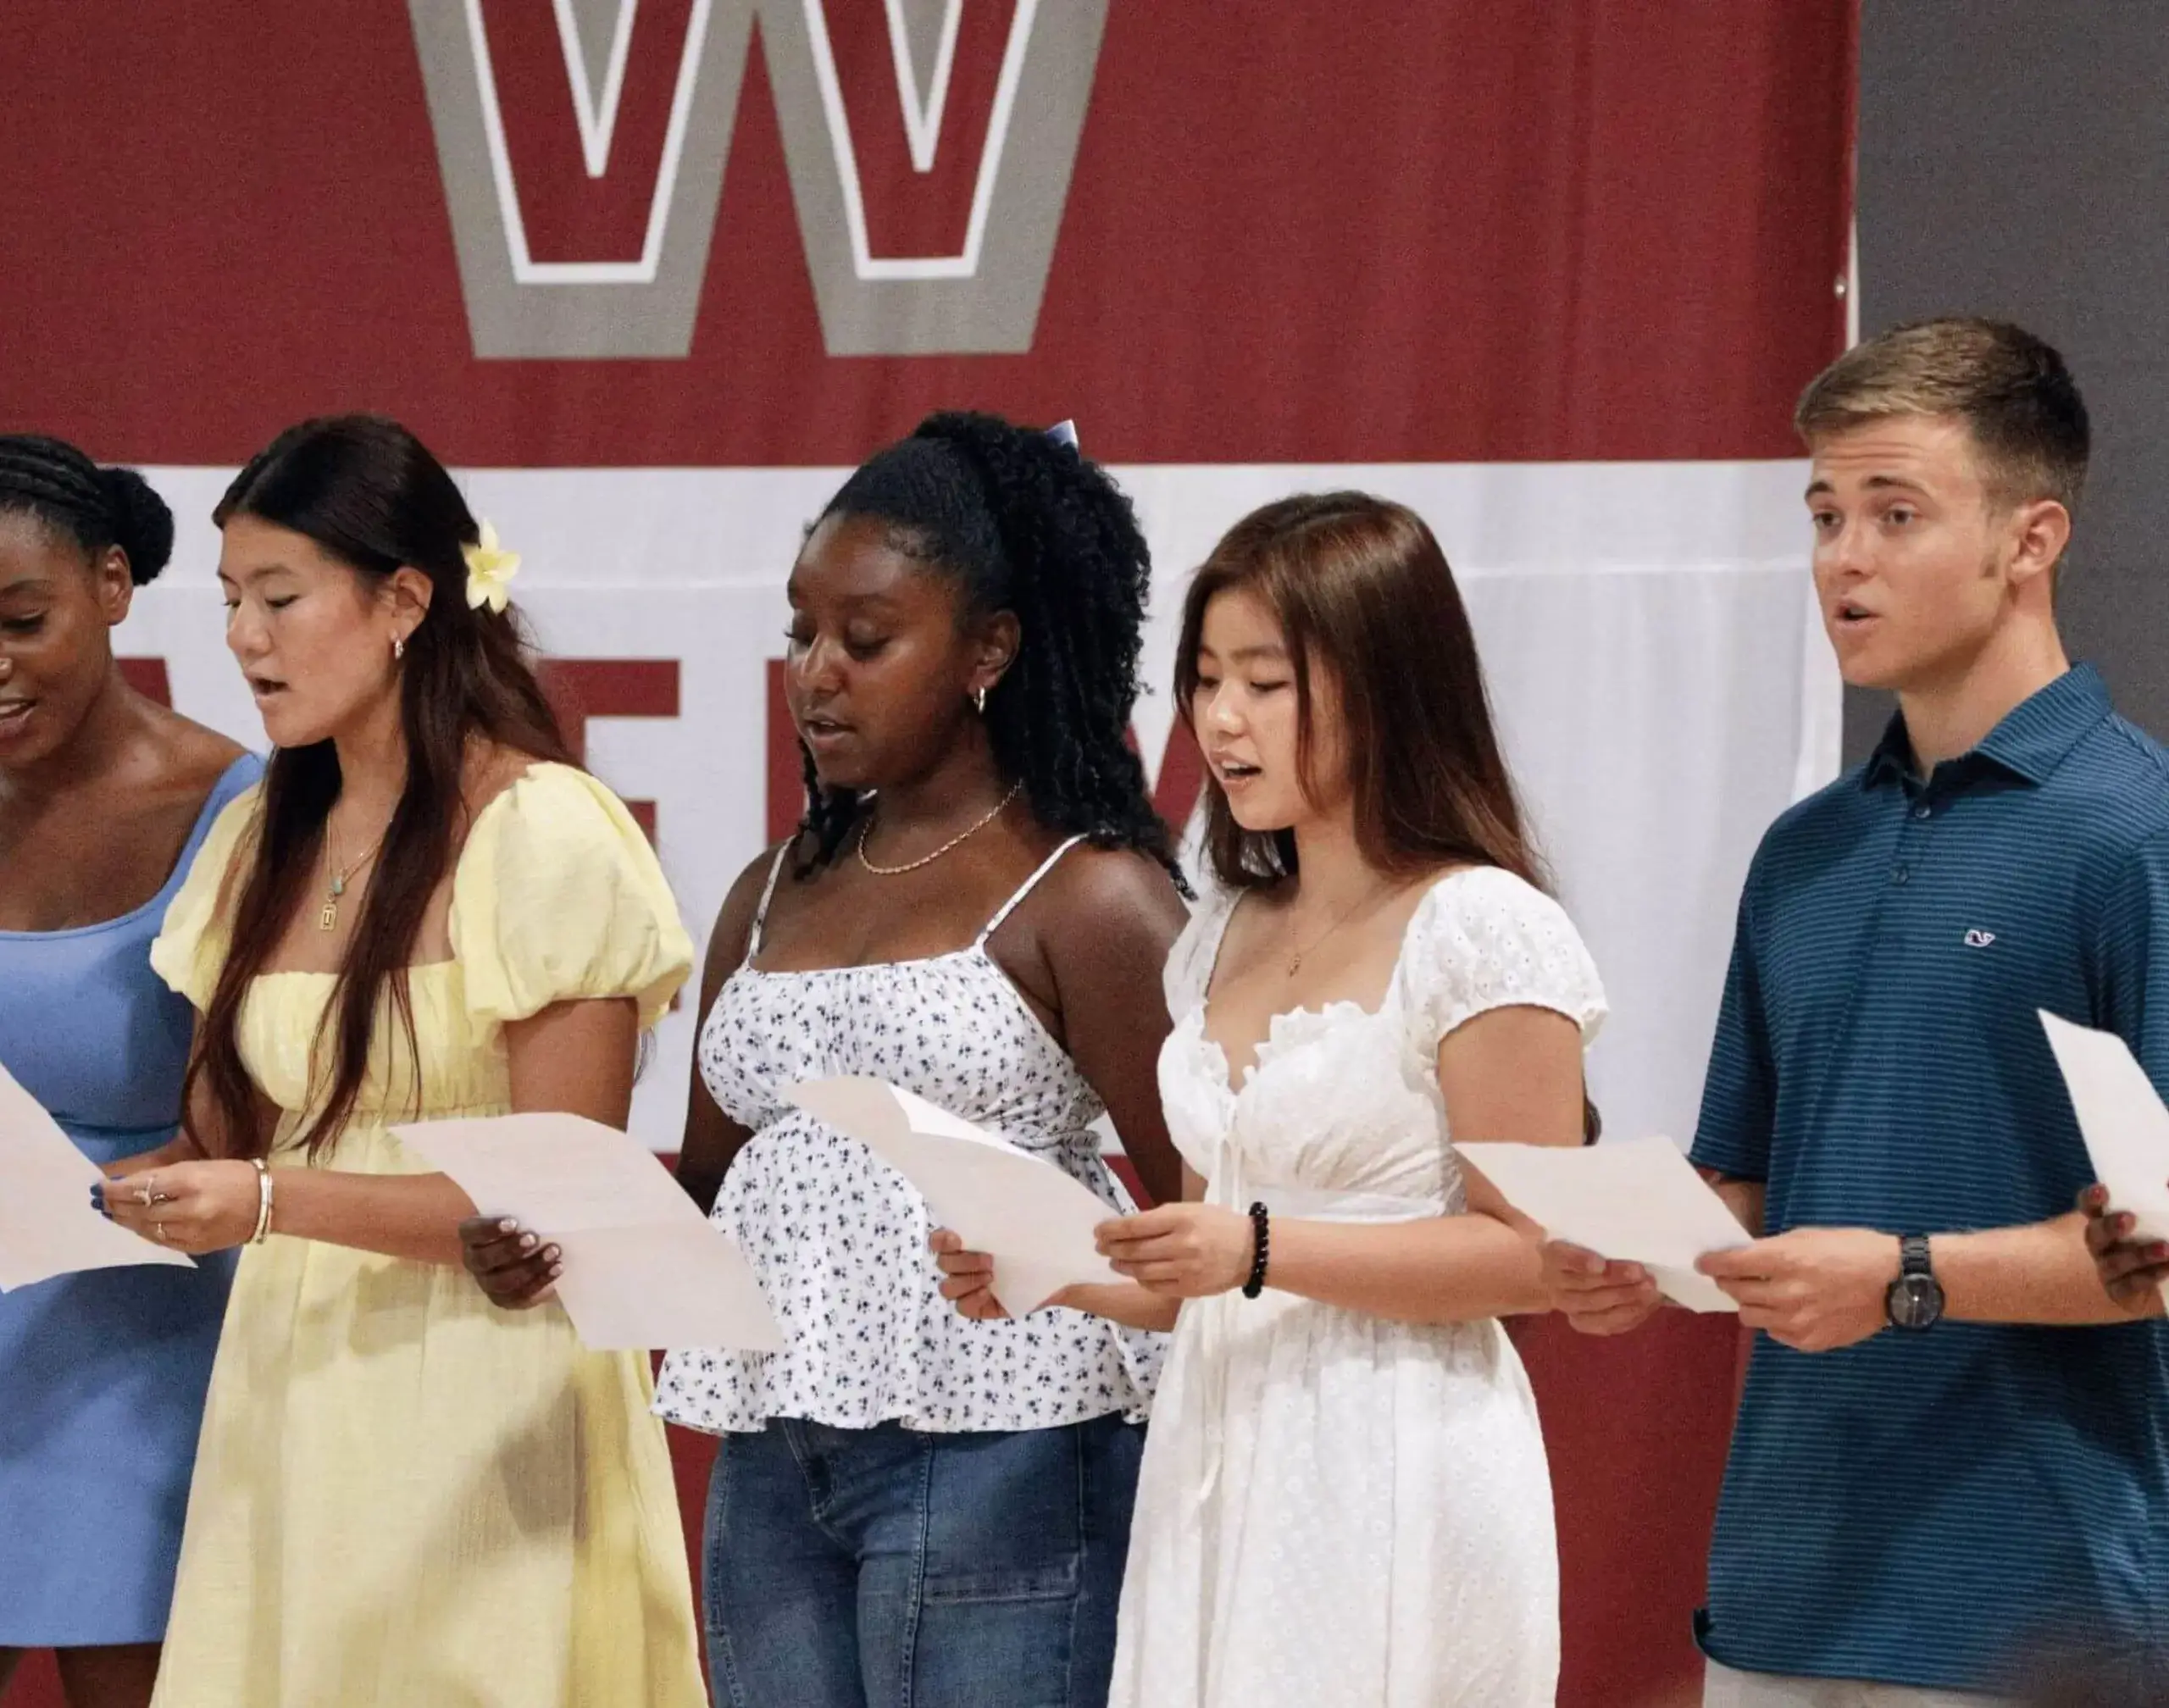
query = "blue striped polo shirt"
(1690, 663, 2169, 1690)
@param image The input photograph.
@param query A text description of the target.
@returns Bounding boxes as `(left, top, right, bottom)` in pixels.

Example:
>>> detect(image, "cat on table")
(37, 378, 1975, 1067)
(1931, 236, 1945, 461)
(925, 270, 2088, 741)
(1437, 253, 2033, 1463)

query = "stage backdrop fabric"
(120, 458, 1829, 1162)
(1850, 0, 2169, 762)
(0, 4, 1856, 1706)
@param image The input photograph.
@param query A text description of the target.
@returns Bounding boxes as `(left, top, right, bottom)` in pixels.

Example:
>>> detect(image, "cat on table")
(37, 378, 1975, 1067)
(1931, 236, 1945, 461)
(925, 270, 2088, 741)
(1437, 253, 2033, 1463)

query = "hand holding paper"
(2041, 1011, 2169, 1241)
(392, 1112, 782, 1352)
(785, 1077, 1123, 1315)
(1456, 1135, 1749, 1312)
(2040, 1010, 2169, 1311)
(0, 1054, 194, 1290)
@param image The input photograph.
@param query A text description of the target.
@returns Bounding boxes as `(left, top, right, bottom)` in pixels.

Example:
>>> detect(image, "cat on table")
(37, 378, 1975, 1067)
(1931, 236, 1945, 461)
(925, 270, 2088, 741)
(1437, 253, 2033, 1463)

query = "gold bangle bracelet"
(249, 1158, 275, 1245)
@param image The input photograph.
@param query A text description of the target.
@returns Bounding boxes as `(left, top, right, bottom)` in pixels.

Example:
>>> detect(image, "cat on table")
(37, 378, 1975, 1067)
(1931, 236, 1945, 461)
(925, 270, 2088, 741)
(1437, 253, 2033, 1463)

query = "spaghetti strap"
(744, 842, 793, 962)
(977, 835, 1088, 945)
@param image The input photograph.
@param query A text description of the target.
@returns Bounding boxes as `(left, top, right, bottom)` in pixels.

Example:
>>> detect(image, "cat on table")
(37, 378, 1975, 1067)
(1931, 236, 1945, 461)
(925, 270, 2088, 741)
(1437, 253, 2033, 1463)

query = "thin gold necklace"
(1283, 880, 1392, 976)
(319, 820, 389, 932)
(857, 782, 1022, 877)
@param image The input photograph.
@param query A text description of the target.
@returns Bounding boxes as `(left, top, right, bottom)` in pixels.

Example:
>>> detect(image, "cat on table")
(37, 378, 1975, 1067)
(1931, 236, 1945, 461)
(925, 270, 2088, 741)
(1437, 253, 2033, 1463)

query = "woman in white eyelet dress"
(936, 490, 1610, 1708)
(1114, 868, 1605, 1708)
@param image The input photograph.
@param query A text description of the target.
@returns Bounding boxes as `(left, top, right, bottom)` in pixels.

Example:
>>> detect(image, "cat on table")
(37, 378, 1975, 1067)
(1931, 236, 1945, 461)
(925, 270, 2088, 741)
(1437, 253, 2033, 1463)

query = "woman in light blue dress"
(0, 435, 256, 1708)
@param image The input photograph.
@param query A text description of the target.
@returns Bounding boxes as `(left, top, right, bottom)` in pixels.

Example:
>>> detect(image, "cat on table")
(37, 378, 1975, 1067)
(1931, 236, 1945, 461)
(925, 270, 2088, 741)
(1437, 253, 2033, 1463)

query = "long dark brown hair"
(186, 416, 572, 1159)
(1175, 492, 1597, 1139)
(1175, 492, 1544, 892)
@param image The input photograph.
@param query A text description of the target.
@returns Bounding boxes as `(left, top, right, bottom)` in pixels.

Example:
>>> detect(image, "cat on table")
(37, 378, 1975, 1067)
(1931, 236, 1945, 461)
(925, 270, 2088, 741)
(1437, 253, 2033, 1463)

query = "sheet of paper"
(1456, 1136, 1749, 1313)
(392, 1112, 783, 1352)
(552, 1223, 784, 1353)
(0, 1053, 195, 1290)
(2040, 1011, 2169, 1248)
(785, 1077, 1124, 1316)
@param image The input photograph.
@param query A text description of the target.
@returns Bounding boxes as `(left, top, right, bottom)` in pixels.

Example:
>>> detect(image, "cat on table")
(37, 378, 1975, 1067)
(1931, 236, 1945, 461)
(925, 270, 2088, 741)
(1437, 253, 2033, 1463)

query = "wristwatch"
(1884, 1233, 1944, 1331)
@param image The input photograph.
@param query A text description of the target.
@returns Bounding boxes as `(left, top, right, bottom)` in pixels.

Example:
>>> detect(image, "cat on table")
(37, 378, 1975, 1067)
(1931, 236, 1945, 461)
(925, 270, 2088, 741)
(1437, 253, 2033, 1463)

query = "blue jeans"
(703, 1414, 1144, 1708)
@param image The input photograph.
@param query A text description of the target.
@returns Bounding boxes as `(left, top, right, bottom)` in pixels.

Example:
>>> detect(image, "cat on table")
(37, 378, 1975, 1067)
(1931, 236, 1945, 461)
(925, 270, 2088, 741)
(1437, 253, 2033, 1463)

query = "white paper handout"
(785, 1077, 1124, 1316)
(1455, 1135, 1750, 1312)
(0, 1053, 196, 1290)
(2039, 1011, 2169, 1256)
(391, 1112, 783, 1353)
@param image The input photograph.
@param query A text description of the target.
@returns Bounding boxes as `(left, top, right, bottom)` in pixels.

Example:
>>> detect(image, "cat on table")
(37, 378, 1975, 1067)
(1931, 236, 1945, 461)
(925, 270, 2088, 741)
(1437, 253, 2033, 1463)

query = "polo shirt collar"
(1862, 663, 2111, 790)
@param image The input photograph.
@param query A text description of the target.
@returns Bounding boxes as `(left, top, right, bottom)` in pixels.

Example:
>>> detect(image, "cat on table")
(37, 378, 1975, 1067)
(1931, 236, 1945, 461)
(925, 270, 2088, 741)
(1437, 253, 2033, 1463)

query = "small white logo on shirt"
(1963, 929, 1997, 948)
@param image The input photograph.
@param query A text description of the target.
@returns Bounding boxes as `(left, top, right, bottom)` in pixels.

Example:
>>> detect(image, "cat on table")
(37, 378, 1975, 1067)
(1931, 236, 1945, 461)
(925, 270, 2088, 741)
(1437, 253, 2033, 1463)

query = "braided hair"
(0, 435, 175, 583)
(799, 411, 1181, 884)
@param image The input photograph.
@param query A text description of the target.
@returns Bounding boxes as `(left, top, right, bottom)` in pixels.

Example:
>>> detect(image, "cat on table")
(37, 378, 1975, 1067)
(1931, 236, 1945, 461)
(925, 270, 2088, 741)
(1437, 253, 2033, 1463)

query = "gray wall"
(1851, 0, 2169, 763)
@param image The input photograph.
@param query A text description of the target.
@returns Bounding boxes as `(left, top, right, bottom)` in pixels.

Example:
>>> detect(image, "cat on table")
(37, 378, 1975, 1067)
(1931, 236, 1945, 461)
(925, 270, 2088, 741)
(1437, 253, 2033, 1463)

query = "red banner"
(0, 1, 1850, 465)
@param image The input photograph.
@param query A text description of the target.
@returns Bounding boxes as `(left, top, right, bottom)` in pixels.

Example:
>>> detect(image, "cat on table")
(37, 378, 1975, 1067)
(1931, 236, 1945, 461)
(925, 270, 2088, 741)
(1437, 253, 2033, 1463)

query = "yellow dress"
(146, 763, 707, 1708)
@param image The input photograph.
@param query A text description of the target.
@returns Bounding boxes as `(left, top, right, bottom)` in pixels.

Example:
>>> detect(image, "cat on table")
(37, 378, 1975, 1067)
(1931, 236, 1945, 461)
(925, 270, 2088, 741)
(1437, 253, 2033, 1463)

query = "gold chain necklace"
(856, 782, 1022, 877)
(318, 820, 388, 932)
(1283, 881, 1392, 977)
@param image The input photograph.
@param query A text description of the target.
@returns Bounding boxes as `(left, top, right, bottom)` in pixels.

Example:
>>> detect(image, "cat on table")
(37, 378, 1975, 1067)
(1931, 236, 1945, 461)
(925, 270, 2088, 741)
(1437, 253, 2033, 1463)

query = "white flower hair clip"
(463, 519, 520, 614)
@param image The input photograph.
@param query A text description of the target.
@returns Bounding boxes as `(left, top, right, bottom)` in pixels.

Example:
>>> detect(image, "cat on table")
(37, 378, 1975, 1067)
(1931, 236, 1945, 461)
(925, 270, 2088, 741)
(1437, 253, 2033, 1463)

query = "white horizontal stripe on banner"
(123, 461, 1835, 1156)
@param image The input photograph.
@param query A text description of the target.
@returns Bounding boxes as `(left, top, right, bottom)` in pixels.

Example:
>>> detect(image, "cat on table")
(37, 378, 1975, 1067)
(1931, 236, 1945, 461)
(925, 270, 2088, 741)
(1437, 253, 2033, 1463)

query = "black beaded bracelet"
(1241, 1201, 1270, 1298)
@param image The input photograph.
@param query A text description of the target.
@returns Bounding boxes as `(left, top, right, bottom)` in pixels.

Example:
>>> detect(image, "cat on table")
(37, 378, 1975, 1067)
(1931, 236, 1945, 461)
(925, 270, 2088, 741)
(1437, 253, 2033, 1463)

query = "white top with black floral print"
(653, 837, 1165, 1435)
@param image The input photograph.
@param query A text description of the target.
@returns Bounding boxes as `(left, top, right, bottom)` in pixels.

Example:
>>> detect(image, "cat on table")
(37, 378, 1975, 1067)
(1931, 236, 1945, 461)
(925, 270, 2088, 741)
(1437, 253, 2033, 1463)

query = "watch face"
(1889, 1273, 1944, 1330)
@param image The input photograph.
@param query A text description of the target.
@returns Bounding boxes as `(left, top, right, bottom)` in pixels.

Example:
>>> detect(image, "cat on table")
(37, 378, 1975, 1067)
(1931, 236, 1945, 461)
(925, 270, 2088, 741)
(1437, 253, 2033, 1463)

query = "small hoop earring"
(974, 685, 988, 714)
(393, 635, 406, 661)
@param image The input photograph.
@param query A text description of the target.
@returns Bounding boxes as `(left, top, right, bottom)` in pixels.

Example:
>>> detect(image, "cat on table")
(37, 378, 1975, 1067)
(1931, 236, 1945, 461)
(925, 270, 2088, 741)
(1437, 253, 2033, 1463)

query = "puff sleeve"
(150, 785, 264, 1011)
(1394, 867, 1607, 1054)
(449, 765, 693, 1031)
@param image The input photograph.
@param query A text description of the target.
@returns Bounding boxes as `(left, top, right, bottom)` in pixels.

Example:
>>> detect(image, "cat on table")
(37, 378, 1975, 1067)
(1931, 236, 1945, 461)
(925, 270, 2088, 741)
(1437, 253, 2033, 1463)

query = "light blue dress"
(0, 752, 258, 1646)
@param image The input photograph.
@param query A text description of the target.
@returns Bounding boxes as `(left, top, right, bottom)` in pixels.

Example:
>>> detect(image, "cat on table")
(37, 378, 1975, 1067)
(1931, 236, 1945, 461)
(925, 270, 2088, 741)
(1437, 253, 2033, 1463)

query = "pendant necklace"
(1284, 882, 1390, 977)
(319, 821, 388, 932)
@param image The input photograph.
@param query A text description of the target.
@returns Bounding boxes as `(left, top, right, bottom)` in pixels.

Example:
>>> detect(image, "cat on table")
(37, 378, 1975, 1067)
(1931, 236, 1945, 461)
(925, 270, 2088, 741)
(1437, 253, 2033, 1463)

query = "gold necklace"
(319, 820, 388, 932)
(857, 782, 1022, 877)
(1283, 882, 1391, 976)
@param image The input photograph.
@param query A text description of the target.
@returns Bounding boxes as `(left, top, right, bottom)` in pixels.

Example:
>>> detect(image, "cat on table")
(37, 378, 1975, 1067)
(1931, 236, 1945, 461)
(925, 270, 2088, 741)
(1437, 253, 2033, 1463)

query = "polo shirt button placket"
(1893, 788, 1938, 885)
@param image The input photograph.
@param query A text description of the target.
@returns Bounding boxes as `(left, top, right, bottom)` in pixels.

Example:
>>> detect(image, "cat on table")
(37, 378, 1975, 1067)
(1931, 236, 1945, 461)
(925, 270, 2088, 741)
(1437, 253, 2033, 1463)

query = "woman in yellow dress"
(92, 415, 707, 1708)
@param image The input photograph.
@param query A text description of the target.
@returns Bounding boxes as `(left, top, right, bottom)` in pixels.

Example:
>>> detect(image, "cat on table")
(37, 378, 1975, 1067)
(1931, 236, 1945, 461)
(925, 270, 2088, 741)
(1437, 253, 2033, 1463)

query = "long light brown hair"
(1175, 491, 1544, 893)
(1176, 493, 1596, 1140)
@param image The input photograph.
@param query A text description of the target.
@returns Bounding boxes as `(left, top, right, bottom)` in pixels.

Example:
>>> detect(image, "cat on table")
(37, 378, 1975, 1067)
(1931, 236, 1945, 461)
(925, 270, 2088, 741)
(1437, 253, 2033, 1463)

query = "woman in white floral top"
(467, 413, 1189, 1708)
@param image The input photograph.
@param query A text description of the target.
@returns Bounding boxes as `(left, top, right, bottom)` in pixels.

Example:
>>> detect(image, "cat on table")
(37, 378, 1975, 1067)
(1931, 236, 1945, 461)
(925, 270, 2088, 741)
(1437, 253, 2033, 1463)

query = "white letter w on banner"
(408, 0, 1109, 358)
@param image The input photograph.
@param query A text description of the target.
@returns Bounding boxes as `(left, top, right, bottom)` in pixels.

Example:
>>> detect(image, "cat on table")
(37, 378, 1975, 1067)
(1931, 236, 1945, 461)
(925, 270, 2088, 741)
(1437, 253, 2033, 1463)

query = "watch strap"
(1887, 1233, 1942, 1331)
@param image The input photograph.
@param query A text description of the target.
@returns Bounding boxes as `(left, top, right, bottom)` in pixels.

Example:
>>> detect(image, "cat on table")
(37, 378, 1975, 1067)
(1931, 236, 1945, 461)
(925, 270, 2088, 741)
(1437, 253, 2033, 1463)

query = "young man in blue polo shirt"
(1546, 318, 2169, 1705)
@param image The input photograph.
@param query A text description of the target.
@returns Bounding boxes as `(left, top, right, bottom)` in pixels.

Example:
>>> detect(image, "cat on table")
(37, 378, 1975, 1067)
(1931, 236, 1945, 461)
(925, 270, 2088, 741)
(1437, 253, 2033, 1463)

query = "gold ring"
(137, 1184, 156, 1208)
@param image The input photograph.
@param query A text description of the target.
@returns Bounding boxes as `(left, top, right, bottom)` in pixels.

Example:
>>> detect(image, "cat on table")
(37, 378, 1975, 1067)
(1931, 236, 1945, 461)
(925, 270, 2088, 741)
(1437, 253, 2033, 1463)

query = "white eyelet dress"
(654, 838, 1164, 1436)
(1108, 868, 1607, 1708)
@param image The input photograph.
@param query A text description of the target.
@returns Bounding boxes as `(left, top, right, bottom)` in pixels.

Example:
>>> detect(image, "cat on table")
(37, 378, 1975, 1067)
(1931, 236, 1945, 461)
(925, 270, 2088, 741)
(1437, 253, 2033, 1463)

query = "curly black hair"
(796, 411, 1182, 885)
(0, 434, 175, 584)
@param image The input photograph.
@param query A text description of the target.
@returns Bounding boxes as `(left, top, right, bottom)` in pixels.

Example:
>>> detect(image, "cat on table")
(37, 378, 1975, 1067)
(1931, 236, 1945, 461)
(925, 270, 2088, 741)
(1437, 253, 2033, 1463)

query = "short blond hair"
(1795, 317, 2090, 513)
